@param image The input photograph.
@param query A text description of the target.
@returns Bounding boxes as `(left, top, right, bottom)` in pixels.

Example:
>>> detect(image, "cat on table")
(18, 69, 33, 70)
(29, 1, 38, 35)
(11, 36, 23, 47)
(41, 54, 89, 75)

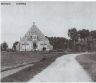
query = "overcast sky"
(1, 2, 96, 48)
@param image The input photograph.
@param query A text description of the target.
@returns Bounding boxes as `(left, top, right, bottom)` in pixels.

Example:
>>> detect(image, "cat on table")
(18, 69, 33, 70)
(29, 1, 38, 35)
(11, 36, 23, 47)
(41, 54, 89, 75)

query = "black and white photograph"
(1, 1, 96, 82)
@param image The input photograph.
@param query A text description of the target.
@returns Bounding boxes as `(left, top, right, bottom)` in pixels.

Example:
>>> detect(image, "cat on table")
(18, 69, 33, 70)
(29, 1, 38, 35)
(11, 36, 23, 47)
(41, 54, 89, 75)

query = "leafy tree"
(90, 30, 96, 39)
(68, 28, 78, 41)
(78, 29, 90, 51)
(68, 28, 78, 51)
(48, 37, 68, 50)
(1, 42, 8, 51)
(90, 30, 96, 50)
(12, 41, 19, 51)
(1, 43, 3, 51)
(78, 29, 90, 40)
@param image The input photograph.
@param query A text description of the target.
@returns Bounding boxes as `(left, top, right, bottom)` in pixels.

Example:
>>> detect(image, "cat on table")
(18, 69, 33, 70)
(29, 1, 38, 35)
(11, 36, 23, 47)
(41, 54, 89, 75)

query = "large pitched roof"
(21, 22, 48, 42)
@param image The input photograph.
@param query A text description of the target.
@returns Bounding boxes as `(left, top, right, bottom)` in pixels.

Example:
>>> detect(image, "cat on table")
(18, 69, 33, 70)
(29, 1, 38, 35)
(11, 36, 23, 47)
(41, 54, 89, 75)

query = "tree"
(78, 29, 90, 51)
(68, 28, 78, 41)
(90, 30, 96, 39)
(1, 43, 3, 51)
(48, 37, 68, 50)
(68, 28, 78, 51)
(90, 30, 96, 51)
(78, 29, 90, 40)
(12, 41, 19, 51)
(1, 42, 8, 51)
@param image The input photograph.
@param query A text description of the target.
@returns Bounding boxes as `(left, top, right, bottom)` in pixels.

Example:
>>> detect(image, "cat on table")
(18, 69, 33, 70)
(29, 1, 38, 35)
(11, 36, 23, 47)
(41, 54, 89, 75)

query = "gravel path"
(28, 53, 92, 82)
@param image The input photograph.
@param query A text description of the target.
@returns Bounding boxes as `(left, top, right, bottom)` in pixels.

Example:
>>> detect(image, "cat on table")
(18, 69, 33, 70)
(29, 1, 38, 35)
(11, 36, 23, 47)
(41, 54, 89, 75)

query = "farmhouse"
(16, 22, 53, 51)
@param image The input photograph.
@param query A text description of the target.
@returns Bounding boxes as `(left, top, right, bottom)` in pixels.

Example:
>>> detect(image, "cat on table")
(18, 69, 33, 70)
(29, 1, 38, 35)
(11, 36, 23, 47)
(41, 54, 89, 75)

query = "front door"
(33, 42, 37, 51)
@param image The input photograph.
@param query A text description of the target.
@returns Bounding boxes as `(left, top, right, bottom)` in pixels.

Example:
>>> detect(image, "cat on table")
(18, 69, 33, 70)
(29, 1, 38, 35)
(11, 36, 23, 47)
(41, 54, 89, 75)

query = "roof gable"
(21, 22, 48, 42)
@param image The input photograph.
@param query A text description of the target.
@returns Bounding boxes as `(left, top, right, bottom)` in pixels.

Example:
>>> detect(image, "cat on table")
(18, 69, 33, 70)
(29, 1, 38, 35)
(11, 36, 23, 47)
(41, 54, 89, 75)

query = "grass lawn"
(1, 51, 66, 82)
(76, 52, 96, 81)
(1, 52, 44, 67)
(1, 51, 66, 66)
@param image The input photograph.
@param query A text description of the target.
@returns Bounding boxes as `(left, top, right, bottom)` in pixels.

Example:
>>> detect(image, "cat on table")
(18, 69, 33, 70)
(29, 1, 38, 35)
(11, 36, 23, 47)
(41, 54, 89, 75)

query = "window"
(31, 35, 37, 40)
(40, 44, 43, 45)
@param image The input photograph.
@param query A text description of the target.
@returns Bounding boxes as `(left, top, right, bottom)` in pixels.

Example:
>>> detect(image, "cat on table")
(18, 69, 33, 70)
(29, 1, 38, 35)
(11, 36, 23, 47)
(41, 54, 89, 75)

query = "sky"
(1, 2, 96, 48)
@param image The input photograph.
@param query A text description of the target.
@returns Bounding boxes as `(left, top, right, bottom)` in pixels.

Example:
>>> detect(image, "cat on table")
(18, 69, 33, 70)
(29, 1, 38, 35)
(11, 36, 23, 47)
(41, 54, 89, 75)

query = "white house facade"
(16, 22, 53, 51)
